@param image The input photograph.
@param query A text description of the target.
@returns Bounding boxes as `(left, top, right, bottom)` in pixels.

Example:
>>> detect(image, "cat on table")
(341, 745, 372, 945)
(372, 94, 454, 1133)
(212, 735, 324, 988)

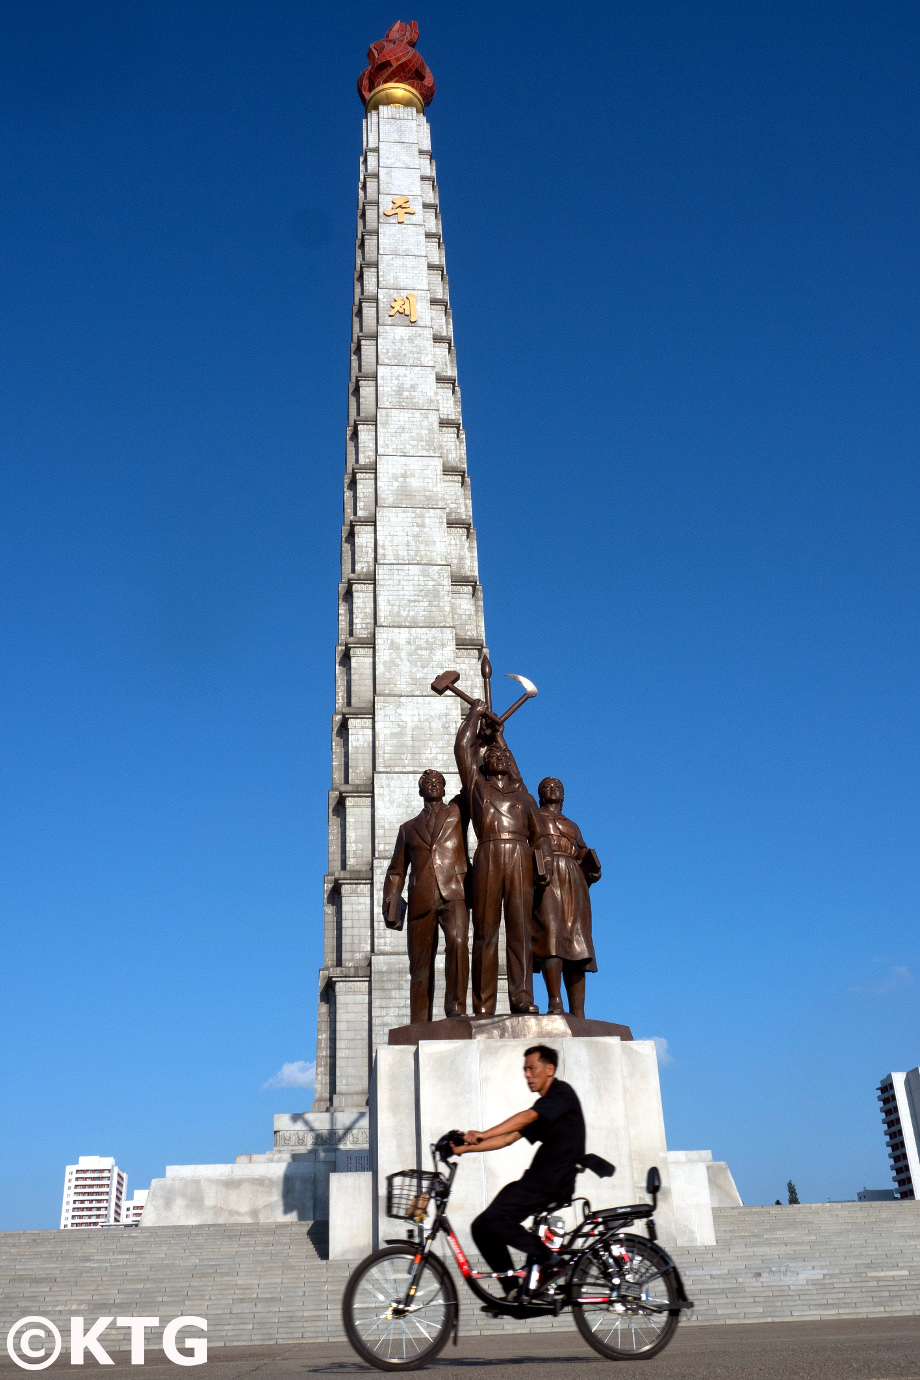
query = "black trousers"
(471, 1178, 559, 1279)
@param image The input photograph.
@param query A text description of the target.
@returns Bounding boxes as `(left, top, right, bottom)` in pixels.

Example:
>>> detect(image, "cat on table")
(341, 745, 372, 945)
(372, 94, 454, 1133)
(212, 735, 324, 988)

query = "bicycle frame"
(389, 1150, 689, 1322)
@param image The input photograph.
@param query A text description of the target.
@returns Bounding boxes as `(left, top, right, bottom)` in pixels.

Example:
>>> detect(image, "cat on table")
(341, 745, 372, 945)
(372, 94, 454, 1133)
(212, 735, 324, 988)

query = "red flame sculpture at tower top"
(357, 20, 435, 108)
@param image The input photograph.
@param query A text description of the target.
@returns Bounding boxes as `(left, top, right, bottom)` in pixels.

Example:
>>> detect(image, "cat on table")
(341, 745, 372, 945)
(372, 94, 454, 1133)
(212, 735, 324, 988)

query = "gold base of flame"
(365, 83, 425, 114)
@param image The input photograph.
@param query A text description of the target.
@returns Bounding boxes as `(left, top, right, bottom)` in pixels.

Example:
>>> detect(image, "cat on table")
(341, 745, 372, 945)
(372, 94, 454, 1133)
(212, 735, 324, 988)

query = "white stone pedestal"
(368, 1035, 734, 1252)
(142, 1110, 370, 1227)
(329, 1172, 374, 1259)
(140, 1044, 740, 1247)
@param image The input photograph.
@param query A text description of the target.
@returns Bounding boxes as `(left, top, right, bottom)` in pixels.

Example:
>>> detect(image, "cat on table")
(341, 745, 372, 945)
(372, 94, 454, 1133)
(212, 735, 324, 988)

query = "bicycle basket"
(386, 1169, 442, 1222)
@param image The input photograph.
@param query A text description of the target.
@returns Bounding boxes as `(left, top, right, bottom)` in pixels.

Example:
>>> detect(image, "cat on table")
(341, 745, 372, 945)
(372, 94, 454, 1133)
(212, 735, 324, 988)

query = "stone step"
(2, 1206, 918, 1347)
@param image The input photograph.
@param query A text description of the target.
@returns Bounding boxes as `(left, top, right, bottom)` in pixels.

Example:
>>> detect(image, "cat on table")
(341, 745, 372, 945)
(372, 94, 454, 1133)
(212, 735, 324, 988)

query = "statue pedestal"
(368, 1031, 719, 1255)
(388, 1012, 633, 1044)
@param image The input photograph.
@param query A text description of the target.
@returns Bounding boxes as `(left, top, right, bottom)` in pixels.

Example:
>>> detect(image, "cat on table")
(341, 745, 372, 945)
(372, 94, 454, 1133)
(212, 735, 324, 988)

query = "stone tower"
(312, 35, 491, 1112)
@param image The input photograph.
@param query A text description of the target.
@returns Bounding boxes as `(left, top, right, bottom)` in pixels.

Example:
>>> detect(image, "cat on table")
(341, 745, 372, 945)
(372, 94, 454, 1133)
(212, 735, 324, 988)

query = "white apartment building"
(877, 1068, 920, 1199)
(122, 1189, 148, 1224)
(60, 1156, 127, 1229)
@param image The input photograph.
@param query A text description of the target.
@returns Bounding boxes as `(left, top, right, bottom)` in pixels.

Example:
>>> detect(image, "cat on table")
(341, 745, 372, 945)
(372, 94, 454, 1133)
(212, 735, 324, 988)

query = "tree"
(787, 1179, 800, 1205)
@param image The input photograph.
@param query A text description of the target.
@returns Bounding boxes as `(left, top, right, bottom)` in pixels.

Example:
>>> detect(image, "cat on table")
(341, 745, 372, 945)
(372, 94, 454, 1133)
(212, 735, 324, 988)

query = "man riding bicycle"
(451, 1043, 584, 1302)
(342, 1047, 688, 1368)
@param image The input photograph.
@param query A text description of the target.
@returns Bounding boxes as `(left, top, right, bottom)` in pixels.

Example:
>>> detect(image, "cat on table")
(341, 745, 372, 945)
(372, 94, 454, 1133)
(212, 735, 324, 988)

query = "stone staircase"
(1, 1204, 917, 1348)
(0, 1223, 346, 1348)
(680, 1202, 920, 1325)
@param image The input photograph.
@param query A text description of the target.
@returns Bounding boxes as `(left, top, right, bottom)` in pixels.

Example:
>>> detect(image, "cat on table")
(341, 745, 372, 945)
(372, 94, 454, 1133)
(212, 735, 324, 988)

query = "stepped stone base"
(142, 1162, 327, 1229)
(388, 1013, 633, 1044)
(2, 1204, 919, 1348)
(142, 1111, 370, 1227)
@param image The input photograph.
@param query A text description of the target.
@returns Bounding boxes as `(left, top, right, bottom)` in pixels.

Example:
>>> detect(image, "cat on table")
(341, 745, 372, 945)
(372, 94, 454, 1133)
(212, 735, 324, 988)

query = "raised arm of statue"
(499, 735, 523, 786)
(454, 702, 484, 794)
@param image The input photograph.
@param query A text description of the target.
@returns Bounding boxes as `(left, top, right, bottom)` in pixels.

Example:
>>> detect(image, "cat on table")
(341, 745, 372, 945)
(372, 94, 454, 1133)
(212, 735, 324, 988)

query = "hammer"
(430, 669, 478, 710)
(430, 669, 538, 724)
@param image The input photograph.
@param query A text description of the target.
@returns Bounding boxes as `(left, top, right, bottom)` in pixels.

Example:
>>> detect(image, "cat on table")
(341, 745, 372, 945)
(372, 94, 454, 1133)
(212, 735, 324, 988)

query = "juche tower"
(144, 26, 742, 1243)
(313, 22, 502, 1112)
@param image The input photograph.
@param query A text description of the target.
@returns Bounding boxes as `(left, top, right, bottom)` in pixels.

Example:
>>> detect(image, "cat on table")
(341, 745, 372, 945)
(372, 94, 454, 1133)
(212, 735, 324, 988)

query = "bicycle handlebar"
(431, 1130, 616, 1183)
(432, 1130, 465, 1164)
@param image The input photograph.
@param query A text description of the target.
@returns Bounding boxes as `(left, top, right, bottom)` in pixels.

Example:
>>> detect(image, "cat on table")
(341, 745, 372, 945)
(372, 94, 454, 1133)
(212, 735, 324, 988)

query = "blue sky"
(2, 0, 918, 1228)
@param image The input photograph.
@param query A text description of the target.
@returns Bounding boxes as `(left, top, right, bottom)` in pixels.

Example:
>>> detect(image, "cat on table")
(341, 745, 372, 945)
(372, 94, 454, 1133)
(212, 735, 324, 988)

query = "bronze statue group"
(383, 697, 601, 1024)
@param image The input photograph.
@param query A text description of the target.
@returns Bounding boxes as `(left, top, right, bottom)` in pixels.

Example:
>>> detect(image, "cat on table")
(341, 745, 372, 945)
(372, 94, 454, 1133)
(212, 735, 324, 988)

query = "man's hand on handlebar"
(446, 1130, 482, 1156)
(434, 1130, 466, 1161)
(438, 1109, 537, 1162)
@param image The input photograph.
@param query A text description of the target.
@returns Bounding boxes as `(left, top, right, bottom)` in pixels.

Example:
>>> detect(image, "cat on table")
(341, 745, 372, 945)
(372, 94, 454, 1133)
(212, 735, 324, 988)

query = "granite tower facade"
(312, 99, 493, 1112)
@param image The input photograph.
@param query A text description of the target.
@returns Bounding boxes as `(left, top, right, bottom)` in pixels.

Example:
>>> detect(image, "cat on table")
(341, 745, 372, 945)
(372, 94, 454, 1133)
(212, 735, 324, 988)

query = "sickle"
(500, 673, 538, 723)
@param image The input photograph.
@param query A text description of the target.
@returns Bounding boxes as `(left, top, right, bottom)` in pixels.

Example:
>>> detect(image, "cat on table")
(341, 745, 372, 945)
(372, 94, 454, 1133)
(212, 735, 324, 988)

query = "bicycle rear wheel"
(571, 1232, 679, 1360)
(342, 1244, 456, 1371)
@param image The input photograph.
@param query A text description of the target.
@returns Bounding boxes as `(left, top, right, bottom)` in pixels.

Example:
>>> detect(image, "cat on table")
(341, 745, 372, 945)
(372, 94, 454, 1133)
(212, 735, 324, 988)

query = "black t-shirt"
(520, 1078, 586, 1194)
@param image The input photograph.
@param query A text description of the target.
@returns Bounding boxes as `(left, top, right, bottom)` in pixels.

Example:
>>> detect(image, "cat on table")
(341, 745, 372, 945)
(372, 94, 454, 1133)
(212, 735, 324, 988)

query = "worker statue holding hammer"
(453, 698, 553, 1017)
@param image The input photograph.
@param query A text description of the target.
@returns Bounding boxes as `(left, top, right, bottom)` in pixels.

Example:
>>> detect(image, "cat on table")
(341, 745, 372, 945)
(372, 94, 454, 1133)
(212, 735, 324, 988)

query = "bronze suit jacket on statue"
(382, 800, 469, 921)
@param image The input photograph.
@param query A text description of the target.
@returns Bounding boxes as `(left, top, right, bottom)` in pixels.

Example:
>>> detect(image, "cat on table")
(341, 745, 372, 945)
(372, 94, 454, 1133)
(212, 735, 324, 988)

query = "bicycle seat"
(588, 1202, 654, 1221)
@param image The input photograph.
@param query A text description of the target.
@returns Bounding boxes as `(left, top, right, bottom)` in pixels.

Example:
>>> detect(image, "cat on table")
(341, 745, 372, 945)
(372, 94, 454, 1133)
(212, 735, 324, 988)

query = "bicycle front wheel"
(342, 1244, 456, 1371)
(571, 1232, 680, 1360)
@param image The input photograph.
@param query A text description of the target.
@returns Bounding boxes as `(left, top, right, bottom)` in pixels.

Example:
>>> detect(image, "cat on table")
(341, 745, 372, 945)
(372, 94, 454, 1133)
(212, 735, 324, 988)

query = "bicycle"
(342, 1130, 693, 1370)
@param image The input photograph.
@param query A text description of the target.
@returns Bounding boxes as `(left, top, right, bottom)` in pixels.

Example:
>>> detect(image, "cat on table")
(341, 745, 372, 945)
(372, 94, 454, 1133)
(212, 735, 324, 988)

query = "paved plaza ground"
(3, 1317, 918, 1379)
